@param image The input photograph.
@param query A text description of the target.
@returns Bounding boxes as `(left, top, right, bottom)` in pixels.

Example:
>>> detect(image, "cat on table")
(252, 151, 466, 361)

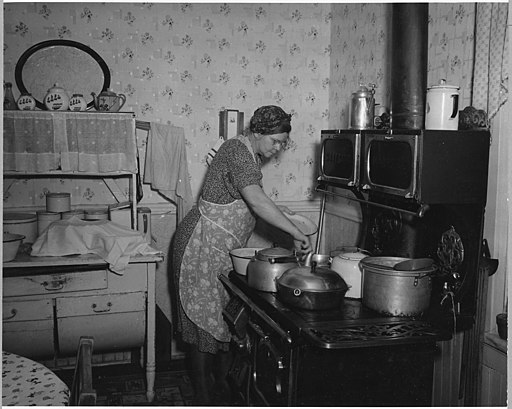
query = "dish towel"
(31, 217, 160, 274)
(143, 122, 194, 223)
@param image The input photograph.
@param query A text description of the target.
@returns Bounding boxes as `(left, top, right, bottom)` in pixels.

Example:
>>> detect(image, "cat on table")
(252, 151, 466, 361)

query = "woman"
(171, 105, 312, 404)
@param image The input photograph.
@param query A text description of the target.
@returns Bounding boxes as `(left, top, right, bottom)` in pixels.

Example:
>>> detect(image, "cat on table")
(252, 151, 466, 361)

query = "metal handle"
(92, 301, 112, 313)
(42, 280, 64, 291)
(3, 308, 17, 320)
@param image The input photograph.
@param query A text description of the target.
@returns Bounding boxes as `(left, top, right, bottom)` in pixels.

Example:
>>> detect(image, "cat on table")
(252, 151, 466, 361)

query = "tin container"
(37, 211, 61, 235)
(84, 208, 109, 221)
(46, 192, 71, 213)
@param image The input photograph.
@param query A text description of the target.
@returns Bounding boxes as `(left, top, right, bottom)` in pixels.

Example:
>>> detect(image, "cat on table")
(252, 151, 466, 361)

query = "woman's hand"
(294, 234, 313, 255)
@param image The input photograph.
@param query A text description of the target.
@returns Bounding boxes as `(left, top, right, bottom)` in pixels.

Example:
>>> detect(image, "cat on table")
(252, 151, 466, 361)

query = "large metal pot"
(276, 261, 348, 310)
(247, 247, 299, 292)
(360, 256, 436, 317)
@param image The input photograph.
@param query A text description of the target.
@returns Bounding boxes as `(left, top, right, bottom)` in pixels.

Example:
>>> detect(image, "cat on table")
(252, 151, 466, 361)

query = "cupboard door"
(2, 299, 54, 358)
(56, 292, 146, 356)
(4, 270, 108, 296)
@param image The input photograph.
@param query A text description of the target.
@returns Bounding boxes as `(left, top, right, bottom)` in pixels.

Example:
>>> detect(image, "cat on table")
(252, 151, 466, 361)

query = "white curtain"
(472, 2, 509, 120)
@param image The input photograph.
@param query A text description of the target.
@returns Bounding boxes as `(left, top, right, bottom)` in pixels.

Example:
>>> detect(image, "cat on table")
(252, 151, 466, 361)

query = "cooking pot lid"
(278, 265, 348, 291)
(428, 79, 459, 90)
(360, 256, 437, 275)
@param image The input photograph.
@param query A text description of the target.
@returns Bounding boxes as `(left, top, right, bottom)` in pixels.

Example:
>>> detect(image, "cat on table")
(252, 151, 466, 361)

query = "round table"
(2, 351, 70, 406)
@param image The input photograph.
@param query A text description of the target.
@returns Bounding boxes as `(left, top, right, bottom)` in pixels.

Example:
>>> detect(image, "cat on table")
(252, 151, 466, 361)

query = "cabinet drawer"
(3, 299, 53, 322)
(56, 292, 146, 356)
(3, 269, 108, 296)
(56, 292, 145, 317)
(3, 319, 54, 359)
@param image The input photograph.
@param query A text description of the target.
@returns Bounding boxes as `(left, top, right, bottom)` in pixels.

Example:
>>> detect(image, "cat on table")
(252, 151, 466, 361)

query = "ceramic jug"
(91, 89, 126, 112)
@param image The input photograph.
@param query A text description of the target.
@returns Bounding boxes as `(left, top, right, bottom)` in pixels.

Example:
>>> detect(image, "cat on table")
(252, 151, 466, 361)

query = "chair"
(70, 336, 96, 406)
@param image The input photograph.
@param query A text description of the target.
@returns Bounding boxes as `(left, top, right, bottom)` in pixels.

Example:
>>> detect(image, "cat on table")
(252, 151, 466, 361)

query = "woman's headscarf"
(249, 105, 292, 134)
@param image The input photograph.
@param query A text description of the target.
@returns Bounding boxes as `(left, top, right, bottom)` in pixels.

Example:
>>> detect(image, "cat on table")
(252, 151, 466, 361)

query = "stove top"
(221, 271, 451, 349)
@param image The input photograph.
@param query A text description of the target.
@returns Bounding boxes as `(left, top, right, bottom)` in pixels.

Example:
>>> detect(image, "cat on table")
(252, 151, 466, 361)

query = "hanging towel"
(143, 122, 194, 223)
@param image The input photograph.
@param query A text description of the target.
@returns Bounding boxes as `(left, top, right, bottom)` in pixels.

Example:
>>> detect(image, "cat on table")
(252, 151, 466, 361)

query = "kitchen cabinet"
(2, 110, 163, 402)
(2, 254, 162, 402)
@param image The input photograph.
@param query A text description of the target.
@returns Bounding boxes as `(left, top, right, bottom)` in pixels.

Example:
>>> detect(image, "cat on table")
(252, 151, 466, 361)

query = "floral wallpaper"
(4, 2, 478, 210)
(3, 2, 332, 208)
(329, 2, 476, 128)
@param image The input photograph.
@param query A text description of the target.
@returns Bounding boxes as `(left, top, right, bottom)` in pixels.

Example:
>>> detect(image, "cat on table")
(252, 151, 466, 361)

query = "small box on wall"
(219, 109, 244, 140)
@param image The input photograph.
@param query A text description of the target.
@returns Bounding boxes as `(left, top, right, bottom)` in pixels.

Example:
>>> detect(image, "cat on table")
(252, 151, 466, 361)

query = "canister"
(46, 192, 71, 213)
(84, 208, 109, 221)
(3, 212, 38, 243)
(37, 211, 61, 235)
(62, 209, 86, 220)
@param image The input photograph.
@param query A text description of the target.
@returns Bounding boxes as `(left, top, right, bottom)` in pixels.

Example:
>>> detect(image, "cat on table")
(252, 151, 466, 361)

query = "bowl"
(229, 247, 263, 275)
(3, 232, 25, 262)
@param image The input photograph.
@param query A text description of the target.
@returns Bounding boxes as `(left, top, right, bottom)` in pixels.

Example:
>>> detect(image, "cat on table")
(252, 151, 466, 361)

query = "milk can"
(349, 84, 376, 129)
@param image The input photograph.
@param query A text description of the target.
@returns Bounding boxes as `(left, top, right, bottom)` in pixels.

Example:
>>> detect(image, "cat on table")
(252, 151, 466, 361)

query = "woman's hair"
(249, 105, 292, 135)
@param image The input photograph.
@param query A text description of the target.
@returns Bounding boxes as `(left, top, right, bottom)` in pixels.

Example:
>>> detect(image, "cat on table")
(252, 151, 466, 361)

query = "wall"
(3, 2, 332, 210)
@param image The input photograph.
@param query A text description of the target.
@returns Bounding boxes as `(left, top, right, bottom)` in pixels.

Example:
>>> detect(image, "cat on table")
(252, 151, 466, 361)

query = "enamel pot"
(425, 79, 460, 130)
(246, 247, 299, 292)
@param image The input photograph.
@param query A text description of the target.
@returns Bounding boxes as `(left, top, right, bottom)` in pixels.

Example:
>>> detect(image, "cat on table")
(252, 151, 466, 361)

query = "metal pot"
(276, 261, 348, 310)
(360, 256, 436, 317)
(247, 247, 299, 292)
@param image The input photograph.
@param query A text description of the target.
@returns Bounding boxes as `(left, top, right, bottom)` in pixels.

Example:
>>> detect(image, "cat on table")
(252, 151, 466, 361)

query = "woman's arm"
(240, 184, 312, 253)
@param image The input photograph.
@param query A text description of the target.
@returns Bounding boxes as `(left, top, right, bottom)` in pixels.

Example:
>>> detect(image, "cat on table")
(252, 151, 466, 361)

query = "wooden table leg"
(146, 263, 156, 403)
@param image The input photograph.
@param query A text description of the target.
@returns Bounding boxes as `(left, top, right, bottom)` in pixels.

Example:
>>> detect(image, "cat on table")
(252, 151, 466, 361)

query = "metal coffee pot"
(91, 89, 126, 112)
(349, 84, 376, 129)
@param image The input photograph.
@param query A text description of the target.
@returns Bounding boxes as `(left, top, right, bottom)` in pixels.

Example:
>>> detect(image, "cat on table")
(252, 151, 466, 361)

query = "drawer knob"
(92, 302, 112, 313)
(3, 308, 18, 320)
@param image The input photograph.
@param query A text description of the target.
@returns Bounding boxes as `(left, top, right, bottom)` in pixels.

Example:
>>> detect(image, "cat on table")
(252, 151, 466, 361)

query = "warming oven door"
(319, 130, 361, 188)
(361, 132, 419, 200)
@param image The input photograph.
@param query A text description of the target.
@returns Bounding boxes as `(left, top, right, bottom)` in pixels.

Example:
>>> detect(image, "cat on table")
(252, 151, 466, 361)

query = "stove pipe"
(390, 4, 429, 130)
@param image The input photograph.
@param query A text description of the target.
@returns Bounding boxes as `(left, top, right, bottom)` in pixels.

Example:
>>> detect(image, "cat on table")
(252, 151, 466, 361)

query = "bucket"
(37, 211, 61, 235)
(3, 212, 37, 244)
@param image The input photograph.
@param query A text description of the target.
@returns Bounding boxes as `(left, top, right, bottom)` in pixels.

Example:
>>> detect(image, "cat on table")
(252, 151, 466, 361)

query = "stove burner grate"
(304, 321, 444, 348)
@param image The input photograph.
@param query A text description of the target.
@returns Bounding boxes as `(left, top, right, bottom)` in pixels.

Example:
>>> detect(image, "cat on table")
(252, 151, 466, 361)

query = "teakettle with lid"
(91, 89, 126, 112)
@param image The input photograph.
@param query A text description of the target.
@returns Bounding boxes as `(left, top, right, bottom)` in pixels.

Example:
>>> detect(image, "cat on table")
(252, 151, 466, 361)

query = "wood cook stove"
(221, 272, 451, 406)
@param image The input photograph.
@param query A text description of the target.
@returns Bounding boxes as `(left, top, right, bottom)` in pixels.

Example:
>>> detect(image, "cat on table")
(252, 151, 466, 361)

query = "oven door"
(319, 130, 361, 188)
(361, 132, 419, 199)
(247, 319, 291, 406)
